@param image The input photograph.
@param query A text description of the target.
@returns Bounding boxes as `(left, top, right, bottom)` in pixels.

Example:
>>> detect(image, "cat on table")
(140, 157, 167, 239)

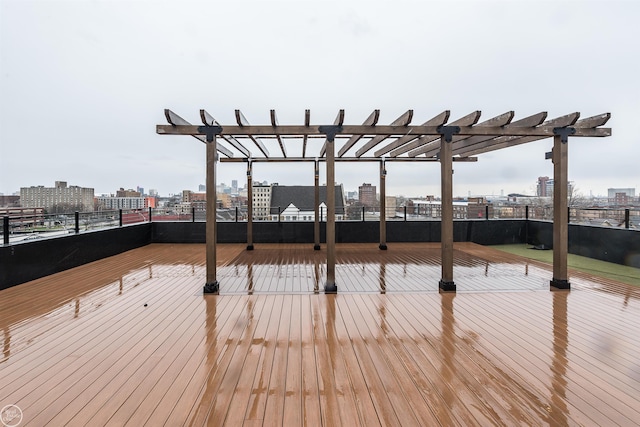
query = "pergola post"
(320, 125, 342, 293)
(439, 126, 459, 292)
(204, 131, 220, 294)
(551, 128, 574, 290)
(246, 160, 254, 250)
(379, 159, 387, 250)
(314, 159, 321, 250)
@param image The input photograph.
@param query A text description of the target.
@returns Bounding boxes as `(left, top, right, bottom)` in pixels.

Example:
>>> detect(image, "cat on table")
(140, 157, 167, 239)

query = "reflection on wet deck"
(1, 243, 640, 426)
(219, 242, 553, 294)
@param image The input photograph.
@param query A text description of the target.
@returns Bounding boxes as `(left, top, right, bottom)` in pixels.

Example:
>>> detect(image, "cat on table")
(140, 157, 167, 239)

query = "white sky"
(1, 0, 638, 198)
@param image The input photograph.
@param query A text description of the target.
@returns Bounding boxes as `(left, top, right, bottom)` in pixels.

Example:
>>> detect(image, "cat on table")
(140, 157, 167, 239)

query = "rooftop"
(1, 242, 639, 425)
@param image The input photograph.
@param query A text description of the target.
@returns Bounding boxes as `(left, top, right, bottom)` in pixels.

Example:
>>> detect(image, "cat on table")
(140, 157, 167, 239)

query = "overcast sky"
(1, 0, 638, 198)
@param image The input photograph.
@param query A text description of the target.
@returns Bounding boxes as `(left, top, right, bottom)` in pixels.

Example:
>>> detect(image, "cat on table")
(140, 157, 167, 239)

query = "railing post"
(485, 205, 489, 220)
(75, 211, 80, 234)
(568, 207, 571, 224)
(235, 206, 239, 222)
(362, 206, 365, 222)
(625, 208, 630, 229)
(119, 209, 123, 227)
(192, 207, 196, 223)
(149, 207, 152, 222)
(278, 206, 281, 223)
(3, 216, 9, 245)
(404, 205, 407, 221)
(524, 205, 529, 245)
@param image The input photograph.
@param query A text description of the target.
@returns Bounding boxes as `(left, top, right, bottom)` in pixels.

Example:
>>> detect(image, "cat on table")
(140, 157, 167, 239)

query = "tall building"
(20, 181, 94, 212)
(359, 183, 377, 207)
(252, 182, 272, 220)
(116, 188, 141, 197)
(536, 176, 552, 197)
(385, 196, 397, 219)
(96, 196, 145, 210)
(608, 188, 635, 205)
(0, 195, 20, 207)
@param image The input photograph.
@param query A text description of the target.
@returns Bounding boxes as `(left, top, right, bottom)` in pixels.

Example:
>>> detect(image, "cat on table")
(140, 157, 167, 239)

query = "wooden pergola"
(156, 109, 611, 294)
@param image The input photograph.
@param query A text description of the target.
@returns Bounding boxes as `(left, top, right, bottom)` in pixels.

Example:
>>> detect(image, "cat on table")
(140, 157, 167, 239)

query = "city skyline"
(4, 175, 633, 201)
(2, 1, 638, 198)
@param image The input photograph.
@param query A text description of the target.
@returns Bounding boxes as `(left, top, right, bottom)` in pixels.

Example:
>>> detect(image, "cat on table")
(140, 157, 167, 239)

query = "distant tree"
(50, 203, 86, 214)
(568, 184, 590, 208)
(346, 200, 365, 220)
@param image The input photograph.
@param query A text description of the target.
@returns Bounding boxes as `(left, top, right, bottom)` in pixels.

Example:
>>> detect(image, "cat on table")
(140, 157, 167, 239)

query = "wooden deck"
(1, 243, 639, 426)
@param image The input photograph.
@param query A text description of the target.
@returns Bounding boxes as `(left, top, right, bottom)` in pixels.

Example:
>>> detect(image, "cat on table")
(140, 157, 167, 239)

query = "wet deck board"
(1, 242, 640, 426)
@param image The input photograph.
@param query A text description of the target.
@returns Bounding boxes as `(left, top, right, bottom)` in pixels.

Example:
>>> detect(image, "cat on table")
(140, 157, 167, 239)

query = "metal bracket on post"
(553, 127, 576, 143)
(197, 125, 223, 142)
(437, 125, 461, 142)
(318, 125, 343, 142)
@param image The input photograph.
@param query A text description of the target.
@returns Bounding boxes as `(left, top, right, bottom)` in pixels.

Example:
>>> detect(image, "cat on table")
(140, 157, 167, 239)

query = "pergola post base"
(439, 280, 456, 292)
(203, 281, 219, 294)
(379, 243, 388, 250)
(324, 282, 337, 294)
(550, 278, 570, 290)
(246, 244, 254, 251)
(314, 244, 321, 251)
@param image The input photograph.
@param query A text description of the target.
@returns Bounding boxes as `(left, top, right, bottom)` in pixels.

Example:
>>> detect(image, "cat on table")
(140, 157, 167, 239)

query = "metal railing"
(2, 206, 638, 245)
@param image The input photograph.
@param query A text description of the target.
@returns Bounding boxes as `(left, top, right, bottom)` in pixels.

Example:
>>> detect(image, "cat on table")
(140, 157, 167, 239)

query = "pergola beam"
(158, 124, 610, 139)
(219, 156, 477, 163)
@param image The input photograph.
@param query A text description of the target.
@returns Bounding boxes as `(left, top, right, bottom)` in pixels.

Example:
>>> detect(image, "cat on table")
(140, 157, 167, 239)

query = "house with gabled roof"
(269, 184, 345, 221)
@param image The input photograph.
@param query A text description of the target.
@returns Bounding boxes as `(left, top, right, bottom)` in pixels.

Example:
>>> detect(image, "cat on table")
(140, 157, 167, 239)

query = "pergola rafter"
(410, 110, 515, 157)
(374, 110, 450, 157)
(354, 109, 413, 157)
(157, 108, 612, 294)
(391, 110, 481, 157)
(428, 111, 548, 159)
